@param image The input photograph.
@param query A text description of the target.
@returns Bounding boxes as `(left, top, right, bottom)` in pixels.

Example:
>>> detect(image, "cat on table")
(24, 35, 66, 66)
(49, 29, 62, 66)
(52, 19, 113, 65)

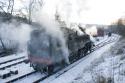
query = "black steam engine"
(27, 25, 93, 74)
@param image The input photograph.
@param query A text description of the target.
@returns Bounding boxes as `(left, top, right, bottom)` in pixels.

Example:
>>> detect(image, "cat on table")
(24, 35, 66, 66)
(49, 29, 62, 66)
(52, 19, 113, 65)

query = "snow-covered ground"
(0, 34, 119, 83)
(0, 52, 27, 64)
(41, 35, 120, 83)
(70, 36, 125, 83)
(91, 35, 109, 45)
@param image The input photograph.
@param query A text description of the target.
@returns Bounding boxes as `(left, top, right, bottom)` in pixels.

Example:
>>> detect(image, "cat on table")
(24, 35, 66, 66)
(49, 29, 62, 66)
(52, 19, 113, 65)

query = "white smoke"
(31, 0, 125, 25)
(0, 21, 32, 52)
(40, 0, 86, 26)
(2, 0, 125, 25)
(32, 9, 70, 64)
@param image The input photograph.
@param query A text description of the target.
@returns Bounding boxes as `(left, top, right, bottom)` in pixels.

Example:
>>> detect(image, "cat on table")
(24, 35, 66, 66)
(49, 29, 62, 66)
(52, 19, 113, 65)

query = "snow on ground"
(0, 63, 33, 83)
(70, 37, 125, 83)
(0, 34, 118, 83)
(42, 35, 120, 83)
(0, 52, 27, 64)
(94, 35, 109, 45)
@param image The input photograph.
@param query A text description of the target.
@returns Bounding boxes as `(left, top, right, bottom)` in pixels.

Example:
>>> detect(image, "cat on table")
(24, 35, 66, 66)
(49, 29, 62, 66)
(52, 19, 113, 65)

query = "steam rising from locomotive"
(28, 23, 70, 64)
(0, 21, 32, 54)
(27, 18, 93, 74)
(27, 8, 93, 74)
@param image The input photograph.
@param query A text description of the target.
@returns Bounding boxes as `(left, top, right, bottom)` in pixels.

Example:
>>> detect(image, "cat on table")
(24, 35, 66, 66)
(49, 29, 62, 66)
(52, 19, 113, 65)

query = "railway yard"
(0, 34, 120, 83)
(0, 0, 124, 82)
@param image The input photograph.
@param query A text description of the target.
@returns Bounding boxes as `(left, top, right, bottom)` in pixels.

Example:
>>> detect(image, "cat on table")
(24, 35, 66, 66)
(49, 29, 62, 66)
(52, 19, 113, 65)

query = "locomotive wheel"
(78, 49, 83, 59)
(31, 63, 39, 71)
(83, 49, 88, 56)
(61, 60, 69, 67)
(89, 49, 92, 53)
(47, 65, 54, 75)
(78, 50, 81, 58)
(35, 65, 44, 73)
(80, 49, 84, 57)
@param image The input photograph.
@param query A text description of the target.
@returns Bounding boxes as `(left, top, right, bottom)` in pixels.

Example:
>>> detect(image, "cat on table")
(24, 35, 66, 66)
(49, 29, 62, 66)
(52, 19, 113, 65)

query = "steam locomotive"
(27, 25, 93, 74)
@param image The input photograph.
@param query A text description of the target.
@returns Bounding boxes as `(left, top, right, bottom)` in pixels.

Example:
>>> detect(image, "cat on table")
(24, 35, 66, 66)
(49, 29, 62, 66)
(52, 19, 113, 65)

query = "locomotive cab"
(27, 29, 68, 74)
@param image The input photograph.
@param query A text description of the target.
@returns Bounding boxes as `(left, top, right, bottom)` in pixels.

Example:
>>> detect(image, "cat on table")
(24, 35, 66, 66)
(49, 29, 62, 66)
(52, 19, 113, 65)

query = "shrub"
(116, 18, 125, 37)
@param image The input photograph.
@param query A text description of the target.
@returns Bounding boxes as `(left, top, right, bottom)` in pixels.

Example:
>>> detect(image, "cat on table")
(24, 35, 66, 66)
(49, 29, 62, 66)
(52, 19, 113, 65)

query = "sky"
(40, 0, 125, 25)
(2, 0, 125, 25)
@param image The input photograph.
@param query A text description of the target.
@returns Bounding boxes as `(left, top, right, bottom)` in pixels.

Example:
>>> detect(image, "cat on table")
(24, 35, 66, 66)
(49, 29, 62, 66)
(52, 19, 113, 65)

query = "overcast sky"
(3, 0, 125, 25)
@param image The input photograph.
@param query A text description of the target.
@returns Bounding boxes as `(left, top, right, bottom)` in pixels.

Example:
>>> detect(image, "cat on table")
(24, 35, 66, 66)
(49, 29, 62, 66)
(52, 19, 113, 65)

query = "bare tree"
(7, 0, 14, 14)
(0, 37, 6, 51)
(117, 18, 125, 37)
(0, 0, 15, 20)
(28, 0, 43, 23)
(0, 0, 15, 14)
(0, 1, 7, 13)
(0, 0, 43, 22)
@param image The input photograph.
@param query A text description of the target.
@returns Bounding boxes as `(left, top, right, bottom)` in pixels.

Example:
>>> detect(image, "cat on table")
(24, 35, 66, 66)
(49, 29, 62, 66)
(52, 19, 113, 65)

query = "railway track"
(0, 57, 27, 70)
(0, 34, 120, 83)
(0, 63, 35, 83)
(93, 34, 118, 50)
(36, 35, 120, 83)
(0, 52, 27, 65)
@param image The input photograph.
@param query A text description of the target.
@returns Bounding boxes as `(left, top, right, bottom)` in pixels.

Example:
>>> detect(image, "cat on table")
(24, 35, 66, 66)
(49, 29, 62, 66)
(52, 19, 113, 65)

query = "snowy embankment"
(42, 34, 120, 83)
(70, 35, 125, 83)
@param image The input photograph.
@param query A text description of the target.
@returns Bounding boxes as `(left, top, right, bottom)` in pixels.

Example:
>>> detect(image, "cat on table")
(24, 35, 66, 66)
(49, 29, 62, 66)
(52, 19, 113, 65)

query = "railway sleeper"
(0, 70, 11, 79)
(0, 68, 19, 79)
(10, 69, 18, 74)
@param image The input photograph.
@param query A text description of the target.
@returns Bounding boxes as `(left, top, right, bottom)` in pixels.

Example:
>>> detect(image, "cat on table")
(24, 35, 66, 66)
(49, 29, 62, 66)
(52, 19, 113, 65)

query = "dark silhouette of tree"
(0, 37, 6, 51)
(28, 0, 43, 24)
(117, 18, 125, 37)
(0, 0, 14, 14)
(7, 0, 14, 14)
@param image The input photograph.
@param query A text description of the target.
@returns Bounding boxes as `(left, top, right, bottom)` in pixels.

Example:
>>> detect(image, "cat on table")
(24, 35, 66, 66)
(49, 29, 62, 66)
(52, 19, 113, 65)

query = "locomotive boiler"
(27, 25, 93, 74)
